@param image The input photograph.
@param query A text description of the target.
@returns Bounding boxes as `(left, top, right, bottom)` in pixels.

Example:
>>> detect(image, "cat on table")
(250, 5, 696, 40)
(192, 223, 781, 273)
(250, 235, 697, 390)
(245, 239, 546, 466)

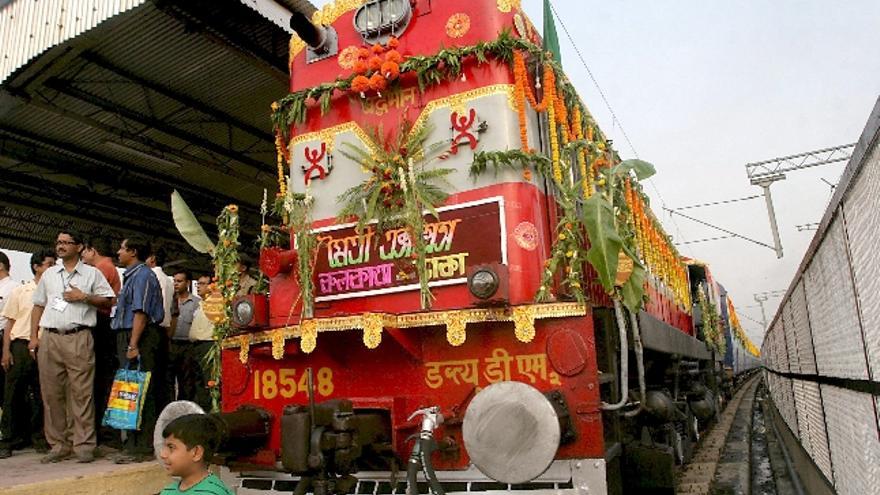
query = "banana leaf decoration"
(171, 190, 215, 254)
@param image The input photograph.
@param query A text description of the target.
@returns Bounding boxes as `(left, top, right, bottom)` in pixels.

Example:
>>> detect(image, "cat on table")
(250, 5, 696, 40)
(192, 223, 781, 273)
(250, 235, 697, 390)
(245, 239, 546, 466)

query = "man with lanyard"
(110, 236, 167, 463)
(168, 270, 199, 402)
(30, 231, 115, 463)
(0, 249, 55, 458)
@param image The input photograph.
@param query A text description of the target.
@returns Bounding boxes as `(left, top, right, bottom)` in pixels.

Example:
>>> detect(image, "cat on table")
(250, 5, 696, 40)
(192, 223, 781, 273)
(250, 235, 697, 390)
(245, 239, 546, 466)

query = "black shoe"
(111, 452, 149, 464)
(41, 450, 73, 463)
(0, 447, 12, 459)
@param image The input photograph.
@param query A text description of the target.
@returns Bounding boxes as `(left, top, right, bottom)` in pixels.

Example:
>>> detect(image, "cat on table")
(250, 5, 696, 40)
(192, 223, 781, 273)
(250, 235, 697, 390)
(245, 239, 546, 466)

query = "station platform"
(0, 449, 170, 495)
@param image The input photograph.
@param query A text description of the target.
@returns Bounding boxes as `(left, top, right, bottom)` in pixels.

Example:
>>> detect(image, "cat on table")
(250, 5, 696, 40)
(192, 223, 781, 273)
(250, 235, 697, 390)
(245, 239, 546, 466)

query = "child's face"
(160, 434, 202, 476)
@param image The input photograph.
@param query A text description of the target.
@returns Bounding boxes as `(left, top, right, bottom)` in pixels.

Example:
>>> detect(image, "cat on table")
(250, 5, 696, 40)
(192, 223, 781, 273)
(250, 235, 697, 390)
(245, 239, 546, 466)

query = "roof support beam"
(3, 167, 184, 228)
(80, 52, 273, 143)
(15, 91, 275, 188)
(0, 124, 259, 218)
(0, 200, 205, 272)
(45, 78, 273, 176)
(152, 0, 289, 84)
(0, 195, 190, 252)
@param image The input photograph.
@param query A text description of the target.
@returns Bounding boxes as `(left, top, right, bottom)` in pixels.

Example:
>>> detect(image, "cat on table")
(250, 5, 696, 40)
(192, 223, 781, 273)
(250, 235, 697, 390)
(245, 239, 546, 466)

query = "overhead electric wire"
(547, 0, 692, 253)
(664, 208, 776, 251)
(670, 195, 761, 211)
(547, 1, 638, 159)
(676, 235, 734, 246)
(738, 311, 766, 328)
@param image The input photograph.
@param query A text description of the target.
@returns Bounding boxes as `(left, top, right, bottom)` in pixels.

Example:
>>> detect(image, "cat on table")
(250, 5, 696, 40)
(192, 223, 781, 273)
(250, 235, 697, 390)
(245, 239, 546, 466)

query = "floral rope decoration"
(271, 102, 289, 197)
(572, 106, 591, 197)
(470, 142, 591, 304)
(470, 143, 655, 313)
(204, 204, 241, 412)
(272, 30, 609, 195)
(697, 286, 725, 355)
(274, 30, 529, 139)
(546, 88, 561, 182)
(513, 61, 530, 150)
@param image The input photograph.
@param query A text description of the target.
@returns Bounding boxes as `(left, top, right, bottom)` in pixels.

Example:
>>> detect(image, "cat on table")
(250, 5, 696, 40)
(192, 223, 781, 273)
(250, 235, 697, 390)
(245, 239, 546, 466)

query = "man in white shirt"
(189, 274, 216, 412)
(0, 252, 19, 417)
(0, 249, 55, 458)
(30, 231, 115, 463)
(146, 249, 174, 334)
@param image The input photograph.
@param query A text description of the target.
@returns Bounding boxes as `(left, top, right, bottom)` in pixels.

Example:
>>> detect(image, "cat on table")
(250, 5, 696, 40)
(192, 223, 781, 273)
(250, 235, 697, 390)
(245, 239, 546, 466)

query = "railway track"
(676, 374, 760, 494)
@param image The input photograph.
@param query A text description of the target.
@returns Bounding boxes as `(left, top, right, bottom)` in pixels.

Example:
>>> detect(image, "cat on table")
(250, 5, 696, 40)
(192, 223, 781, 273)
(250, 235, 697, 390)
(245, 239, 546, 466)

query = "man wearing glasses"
(29, 231, 115, 463)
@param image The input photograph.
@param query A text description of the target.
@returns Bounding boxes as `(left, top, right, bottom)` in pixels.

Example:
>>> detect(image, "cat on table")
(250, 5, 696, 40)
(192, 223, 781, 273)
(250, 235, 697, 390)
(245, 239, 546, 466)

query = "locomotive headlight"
(468, 267, 500, 300)
(232, 298, 254, 327)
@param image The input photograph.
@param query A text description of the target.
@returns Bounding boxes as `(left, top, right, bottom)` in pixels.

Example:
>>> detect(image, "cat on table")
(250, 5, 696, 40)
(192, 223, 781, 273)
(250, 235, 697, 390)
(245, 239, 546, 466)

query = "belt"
(44, 326, 90, 336)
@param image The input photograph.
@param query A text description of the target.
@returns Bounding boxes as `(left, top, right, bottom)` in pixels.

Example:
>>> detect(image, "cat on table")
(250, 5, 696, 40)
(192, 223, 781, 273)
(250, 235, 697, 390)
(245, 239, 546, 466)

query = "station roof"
(0, 0, 317, 268)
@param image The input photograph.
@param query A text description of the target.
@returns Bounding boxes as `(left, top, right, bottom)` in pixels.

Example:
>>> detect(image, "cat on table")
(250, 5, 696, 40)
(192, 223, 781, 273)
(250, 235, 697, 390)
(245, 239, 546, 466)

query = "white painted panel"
(841, 145, 880, 380)
(821, 384, 880, 495)
(804, 217, 870, 380)
(803, 380, 834, 484)
(790, 279, 817, 374)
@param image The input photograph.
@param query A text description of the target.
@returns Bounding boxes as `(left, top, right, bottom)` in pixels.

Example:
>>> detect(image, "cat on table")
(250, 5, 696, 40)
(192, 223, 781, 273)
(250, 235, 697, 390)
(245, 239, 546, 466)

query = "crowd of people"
(0, 229, 249, 472)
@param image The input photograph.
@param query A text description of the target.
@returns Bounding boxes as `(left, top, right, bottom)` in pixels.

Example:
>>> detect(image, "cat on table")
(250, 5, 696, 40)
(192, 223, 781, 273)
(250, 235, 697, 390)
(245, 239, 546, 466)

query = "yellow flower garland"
(547, 99, 561, 183)
(573, 106, 590, 197)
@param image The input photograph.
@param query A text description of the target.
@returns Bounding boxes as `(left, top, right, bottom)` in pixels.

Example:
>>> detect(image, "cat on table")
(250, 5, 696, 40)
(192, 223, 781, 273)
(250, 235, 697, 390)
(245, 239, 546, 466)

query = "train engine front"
(205, 1, 732, 494)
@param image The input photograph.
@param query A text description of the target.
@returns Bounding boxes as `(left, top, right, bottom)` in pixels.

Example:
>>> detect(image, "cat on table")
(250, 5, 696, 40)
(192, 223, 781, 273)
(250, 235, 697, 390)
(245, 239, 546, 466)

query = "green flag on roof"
(543, 0, 562, 65)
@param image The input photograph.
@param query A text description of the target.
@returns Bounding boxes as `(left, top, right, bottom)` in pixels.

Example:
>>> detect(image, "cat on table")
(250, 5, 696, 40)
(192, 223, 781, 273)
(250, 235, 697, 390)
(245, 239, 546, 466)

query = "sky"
(3, 0, 879, 346)
(513, 0, 880, 345)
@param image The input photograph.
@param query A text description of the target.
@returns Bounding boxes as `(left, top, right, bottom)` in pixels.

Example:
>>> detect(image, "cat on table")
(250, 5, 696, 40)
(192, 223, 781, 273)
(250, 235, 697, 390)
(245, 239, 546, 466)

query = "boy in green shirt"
(159, 414, 234, 494)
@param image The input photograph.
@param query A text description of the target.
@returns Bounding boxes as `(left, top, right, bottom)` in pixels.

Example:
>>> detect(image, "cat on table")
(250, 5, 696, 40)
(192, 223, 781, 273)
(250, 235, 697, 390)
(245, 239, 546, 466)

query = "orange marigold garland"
(381, 61, 400, 80)
(511, 49, 563, 177)
(343, 39, 405, 98)
(271, 101, 289, 195)
(384, 49, 402, 64)
(513, 53, 530, 150)
(369, 72, 388, 93)
(351, 75, 371, 96)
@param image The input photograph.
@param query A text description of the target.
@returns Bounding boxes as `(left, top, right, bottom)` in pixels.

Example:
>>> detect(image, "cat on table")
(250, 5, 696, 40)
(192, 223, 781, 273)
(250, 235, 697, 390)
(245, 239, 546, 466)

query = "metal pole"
(757, 181, 784, 259)
(754, 293, 769, 331)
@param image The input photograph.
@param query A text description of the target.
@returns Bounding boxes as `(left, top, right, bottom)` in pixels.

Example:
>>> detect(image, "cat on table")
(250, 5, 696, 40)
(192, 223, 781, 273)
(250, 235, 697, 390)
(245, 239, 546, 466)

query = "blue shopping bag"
(102, 365, 152, 430)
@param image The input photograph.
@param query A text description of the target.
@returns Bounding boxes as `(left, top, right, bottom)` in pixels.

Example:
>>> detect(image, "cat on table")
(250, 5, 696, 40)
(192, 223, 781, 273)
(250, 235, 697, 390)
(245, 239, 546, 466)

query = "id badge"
(51, 297, 69, 312)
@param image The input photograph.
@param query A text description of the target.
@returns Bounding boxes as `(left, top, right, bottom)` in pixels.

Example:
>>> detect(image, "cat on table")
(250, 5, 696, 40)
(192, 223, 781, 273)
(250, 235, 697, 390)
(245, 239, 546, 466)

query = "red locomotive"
(178, 1, 759, 493)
